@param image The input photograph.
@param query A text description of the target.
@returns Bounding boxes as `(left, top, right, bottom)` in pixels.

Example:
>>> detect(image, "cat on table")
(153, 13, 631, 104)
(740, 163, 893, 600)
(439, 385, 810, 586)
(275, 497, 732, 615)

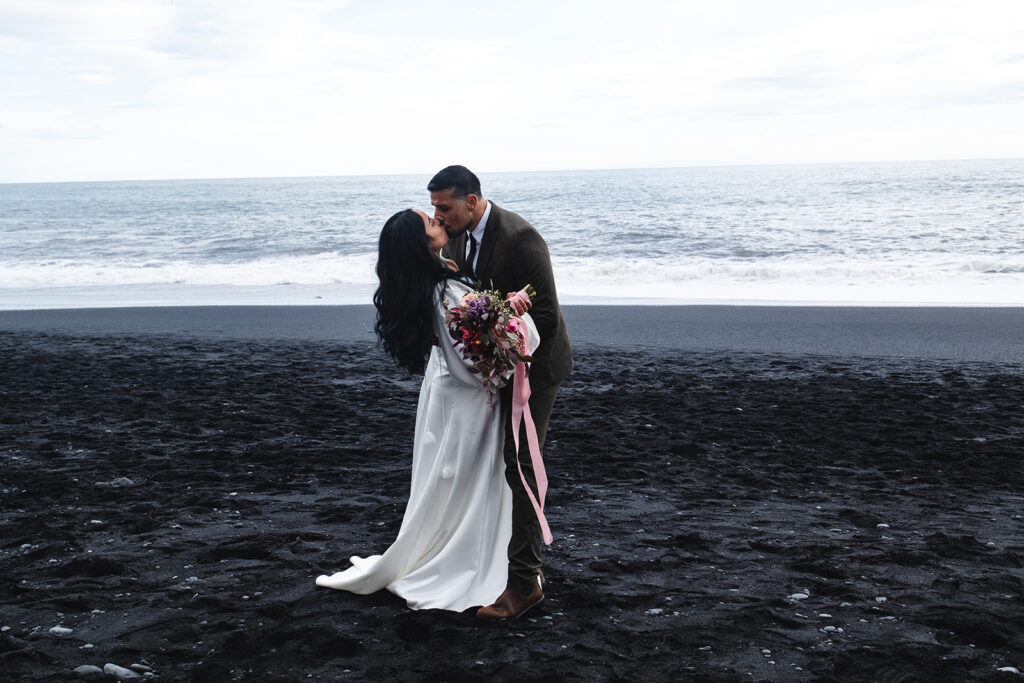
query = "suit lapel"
(474, 202, 501, 284)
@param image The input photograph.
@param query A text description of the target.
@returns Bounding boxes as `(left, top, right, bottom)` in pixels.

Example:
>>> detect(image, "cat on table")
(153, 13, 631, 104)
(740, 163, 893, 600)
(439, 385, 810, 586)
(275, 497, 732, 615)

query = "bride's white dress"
(315, 279, 539, 612)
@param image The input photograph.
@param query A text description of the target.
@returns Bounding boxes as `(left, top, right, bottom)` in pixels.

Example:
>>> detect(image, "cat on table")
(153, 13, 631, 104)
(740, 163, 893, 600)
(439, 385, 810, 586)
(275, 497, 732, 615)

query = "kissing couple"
(316, 165, 573, 620)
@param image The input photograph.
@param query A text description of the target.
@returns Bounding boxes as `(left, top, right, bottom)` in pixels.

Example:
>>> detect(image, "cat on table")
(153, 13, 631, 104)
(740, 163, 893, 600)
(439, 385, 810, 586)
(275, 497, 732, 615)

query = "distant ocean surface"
(1, 159, 1022, 310)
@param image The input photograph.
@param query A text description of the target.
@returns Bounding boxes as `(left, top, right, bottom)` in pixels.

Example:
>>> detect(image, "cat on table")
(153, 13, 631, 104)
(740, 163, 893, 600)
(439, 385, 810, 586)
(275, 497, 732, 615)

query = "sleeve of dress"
(434, 282, 491, 389)
(519, 311, 541, 358)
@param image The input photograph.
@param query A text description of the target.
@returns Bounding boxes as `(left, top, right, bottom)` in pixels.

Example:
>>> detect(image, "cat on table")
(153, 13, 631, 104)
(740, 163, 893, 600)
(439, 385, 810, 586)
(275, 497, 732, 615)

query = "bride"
(315, 208, 538, 612)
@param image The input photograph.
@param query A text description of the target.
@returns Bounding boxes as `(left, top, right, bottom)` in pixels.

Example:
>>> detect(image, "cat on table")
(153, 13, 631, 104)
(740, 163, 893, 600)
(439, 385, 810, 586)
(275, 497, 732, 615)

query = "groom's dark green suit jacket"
(443, 202, 573, 391)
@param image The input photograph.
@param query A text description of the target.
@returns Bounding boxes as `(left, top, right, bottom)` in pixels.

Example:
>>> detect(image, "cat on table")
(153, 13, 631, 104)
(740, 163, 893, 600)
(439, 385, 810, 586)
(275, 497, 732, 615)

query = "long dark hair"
(373, 209, 453, 373)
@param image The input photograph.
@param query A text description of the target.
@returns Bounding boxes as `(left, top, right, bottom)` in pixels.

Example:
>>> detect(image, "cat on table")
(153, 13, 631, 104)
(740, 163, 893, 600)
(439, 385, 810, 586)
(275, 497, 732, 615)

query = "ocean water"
(1, 159, 1022, 309)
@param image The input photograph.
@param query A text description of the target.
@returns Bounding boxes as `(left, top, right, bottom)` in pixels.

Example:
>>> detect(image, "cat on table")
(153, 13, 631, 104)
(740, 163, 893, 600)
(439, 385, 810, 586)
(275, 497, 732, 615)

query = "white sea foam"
(5, 253, 1021, 289)
(3, 254, 1021, 308)
(558, 253, 1024, 284)
(0, 253, 378, 288)
(553, 255, 1024, 305)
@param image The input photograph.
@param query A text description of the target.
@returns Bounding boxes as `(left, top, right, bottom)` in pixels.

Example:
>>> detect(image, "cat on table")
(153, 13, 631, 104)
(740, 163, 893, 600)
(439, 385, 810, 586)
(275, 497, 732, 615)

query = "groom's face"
(430, 188, 477, 238)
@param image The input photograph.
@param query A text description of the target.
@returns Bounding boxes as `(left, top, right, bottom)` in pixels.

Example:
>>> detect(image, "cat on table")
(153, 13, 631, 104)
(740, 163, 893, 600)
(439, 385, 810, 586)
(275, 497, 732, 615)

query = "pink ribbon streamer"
(510, 317, 552, 546)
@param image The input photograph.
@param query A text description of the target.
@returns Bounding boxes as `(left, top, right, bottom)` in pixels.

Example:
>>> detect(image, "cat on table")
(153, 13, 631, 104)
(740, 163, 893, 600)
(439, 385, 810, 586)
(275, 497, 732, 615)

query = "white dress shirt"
(466, 200, 491, 275)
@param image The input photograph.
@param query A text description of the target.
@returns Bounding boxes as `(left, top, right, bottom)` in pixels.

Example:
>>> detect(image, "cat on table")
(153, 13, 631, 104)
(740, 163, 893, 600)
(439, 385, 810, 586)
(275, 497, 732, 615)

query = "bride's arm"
(433, 283, 492, 388)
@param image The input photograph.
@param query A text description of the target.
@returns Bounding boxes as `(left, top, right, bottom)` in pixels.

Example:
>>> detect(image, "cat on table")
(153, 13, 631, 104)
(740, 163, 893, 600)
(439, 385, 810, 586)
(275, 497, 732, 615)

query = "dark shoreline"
(1, 314, 1023, 681)
(2, 304, 1024, 362)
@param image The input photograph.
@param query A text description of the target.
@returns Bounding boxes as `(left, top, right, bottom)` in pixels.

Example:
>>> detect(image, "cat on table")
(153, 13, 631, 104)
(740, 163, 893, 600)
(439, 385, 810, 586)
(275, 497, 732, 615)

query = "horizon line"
(3, 155, 1022, 187)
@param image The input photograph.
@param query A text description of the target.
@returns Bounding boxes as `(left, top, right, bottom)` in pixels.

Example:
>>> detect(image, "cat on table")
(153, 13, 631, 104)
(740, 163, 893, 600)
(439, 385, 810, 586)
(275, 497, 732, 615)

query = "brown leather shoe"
(476, 582, 544, 621)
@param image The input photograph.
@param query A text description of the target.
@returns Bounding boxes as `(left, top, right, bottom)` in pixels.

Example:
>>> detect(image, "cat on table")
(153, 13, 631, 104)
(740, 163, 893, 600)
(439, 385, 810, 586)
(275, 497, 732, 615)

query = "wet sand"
(1, 306, 1023, 681)
(3, 304, 1024, 362)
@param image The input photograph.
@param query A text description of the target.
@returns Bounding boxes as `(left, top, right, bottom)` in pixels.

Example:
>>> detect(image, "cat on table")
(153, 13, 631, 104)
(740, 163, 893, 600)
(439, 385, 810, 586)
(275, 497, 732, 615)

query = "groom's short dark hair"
(428, 165, 482, 199)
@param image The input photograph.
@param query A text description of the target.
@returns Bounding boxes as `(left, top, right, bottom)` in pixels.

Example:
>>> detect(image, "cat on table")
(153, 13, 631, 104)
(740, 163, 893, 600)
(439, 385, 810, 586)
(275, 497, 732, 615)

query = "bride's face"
(417, 210, 448, 255)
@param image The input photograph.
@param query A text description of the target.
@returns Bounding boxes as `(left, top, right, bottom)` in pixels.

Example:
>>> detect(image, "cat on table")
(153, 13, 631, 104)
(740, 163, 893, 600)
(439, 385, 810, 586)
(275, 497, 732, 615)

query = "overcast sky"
(2, 0, 1023, 183)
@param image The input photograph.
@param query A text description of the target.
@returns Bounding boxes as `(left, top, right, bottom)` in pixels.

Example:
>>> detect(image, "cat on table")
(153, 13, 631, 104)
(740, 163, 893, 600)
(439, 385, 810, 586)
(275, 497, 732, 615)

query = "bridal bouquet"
(445, 285, 536, 393)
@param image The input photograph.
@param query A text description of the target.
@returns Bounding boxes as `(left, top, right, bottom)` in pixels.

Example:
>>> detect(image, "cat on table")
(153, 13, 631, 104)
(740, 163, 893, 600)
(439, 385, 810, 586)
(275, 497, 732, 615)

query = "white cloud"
(1, 0, 1023, 182)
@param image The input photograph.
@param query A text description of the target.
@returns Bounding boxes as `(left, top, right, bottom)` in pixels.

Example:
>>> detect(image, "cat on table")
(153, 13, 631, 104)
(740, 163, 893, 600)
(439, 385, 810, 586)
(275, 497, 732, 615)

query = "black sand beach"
(2, 305, 1023, 681)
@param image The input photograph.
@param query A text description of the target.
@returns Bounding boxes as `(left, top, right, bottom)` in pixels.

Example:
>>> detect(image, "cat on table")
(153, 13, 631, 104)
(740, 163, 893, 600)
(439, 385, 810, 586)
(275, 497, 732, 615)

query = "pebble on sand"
(73, 665, 104, 676)
(49, 626, 72, 636)
(104, 663, 141, 679)
(97, 476, 135, 487)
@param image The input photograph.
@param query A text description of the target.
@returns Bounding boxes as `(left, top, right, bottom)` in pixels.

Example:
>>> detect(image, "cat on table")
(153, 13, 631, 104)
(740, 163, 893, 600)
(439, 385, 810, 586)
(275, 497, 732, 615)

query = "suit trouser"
(500, 380, 561, 592)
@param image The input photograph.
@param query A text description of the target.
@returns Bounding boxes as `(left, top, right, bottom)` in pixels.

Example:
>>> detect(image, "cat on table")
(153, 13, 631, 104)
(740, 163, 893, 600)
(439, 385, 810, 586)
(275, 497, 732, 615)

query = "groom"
(429, 165, 573, 620)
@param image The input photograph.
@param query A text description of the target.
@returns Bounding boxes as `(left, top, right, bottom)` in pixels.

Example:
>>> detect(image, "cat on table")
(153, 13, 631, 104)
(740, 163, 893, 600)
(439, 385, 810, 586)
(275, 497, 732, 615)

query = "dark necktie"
(467, 232, 478, 279)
